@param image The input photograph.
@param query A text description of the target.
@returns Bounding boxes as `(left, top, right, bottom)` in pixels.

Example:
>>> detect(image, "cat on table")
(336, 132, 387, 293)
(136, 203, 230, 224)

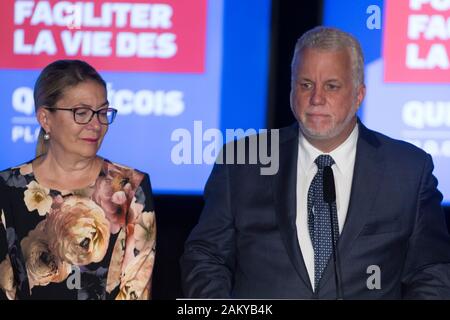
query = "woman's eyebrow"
(77, 101, 109, 109)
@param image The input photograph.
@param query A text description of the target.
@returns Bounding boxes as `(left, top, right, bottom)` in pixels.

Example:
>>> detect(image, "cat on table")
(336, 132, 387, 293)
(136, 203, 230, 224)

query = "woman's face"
(42, 80, 109, 160)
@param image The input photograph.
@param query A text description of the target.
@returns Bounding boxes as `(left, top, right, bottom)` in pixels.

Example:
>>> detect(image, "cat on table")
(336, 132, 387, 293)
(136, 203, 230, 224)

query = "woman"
(0, 60, 156, 300)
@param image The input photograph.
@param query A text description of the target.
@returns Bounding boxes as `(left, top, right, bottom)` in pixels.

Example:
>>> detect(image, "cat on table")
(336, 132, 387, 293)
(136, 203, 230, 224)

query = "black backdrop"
(151, 1, 450, 299)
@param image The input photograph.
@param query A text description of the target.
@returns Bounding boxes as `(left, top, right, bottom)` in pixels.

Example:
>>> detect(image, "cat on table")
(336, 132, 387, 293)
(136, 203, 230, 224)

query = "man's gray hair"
(291, 26, 365, 87)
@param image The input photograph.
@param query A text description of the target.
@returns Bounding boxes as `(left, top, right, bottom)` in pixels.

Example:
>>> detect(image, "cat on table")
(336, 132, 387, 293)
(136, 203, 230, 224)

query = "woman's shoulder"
(0, 162, 33, 188)
(102, 159, 148, 177)
(1, 161, 33, 175)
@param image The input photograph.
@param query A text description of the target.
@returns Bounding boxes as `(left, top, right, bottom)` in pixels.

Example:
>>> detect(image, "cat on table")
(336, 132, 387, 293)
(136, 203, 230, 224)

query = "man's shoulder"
(361, 124, 429, 163)
(256, 123, 298, 141)
(220, 124, 298, 155)
(233, 123, 298, 142)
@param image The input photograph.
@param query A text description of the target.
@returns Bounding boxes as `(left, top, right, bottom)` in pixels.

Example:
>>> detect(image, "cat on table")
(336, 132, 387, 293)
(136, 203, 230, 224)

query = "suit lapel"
(319, 122, 386, 292)
(273, 124, 313, 291)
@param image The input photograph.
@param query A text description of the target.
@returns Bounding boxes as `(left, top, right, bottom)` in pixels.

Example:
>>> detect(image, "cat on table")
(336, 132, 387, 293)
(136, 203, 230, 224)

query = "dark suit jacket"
(180, 122, 450, 299)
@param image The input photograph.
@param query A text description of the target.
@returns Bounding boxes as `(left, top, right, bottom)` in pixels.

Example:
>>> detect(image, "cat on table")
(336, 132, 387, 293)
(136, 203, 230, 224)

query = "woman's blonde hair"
(34, 60, 106, 157)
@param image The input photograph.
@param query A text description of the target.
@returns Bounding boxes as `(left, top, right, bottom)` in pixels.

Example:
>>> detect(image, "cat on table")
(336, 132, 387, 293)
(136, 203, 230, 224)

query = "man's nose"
(310, 87, 325, 105)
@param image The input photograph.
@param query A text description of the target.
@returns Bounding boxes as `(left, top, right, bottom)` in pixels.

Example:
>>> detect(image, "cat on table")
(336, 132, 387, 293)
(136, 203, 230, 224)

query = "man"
(180, 27, 450, 299)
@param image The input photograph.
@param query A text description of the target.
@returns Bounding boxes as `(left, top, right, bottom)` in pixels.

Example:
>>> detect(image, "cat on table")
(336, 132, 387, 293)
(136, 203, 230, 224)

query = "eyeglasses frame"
(44, 105, 118, 125)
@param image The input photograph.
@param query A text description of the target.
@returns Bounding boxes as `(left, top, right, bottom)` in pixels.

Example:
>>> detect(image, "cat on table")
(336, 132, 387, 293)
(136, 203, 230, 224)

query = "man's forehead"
(297, 46, 353, 59)
(292, 48, 354, 82)
(294, 47, 352, 68)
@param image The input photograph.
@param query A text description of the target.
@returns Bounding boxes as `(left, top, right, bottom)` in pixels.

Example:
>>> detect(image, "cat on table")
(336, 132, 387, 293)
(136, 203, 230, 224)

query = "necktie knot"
(314, 155, 335, 170)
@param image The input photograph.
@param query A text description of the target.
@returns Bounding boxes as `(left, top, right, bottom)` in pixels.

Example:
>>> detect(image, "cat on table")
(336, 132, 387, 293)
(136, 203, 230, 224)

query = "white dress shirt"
(296, 123, 359, 289)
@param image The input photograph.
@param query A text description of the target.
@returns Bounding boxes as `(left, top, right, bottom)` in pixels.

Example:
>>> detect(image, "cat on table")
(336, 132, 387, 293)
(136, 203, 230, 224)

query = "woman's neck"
(33, 150, 102, 191)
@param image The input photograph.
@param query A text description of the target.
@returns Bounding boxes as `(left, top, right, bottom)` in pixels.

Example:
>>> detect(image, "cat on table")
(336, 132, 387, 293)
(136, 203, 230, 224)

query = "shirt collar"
(298, 123, 359, 175)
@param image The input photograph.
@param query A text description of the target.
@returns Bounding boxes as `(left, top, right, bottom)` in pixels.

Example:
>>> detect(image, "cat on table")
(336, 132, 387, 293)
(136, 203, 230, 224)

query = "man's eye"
(326, 84, 340, 90)
(300, 83, 312, 89)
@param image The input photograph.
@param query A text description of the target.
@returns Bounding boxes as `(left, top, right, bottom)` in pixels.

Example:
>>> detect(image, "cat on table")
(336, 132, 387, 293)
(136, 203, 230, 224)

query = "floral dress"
(0, 159, 156, 300)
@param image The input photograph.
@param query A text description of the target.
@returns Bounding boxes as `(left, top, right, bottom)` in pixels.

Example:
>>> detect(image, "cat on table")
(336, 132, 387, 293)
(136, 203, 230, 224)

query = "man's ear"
(37, 107, 51, 133)
(356, 84, 366, 107)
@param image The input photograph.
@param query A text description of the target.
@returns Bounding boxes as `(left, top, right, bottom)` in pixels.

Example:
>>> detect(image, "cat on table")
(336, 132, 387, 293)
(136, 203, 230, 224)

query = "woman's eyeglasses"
(45, 106, 118, 125)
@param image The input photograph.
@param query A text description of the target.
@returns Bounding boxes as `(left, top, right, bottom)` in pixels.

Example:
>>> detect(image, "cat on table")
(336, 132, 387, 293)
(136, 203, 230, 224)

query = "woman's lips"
(81, 138, 99, 143)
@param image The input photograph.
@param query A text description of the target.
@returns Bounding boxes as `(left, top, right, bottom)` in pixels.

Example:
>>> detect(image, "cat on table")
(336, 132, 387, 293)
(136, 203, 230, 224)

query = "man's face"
(290, 47, 365, 147)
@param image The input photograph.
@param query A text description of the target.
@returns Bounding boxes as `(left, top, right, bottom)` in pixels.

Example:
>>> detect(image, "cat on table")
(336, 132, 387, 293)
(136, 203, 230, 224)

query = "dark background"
(152, 1, 450, 299)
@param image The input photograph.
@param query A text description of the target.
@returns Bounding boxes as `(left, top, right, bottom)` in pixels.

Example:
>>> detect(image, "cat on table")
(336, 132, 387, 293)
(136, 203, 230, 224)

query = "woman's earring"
(43, 132, 50, 141)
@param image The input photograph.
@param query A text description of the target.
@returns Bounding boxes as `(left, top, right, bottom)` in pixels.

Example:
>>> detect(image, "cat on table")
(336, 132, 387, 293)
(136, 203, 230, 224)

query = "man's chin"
(300, 125, 336, 140)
